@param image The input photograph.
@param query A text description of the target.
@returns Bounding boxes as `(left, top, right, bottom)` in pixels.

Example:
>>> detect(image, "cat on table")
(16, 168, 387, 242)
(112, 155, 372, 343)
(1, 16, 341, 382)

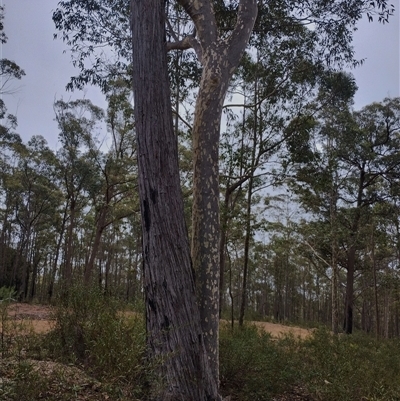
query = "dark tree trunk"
(48, 205, 68, 301)
(64, 198, 76, 284)
(344, 247, 355, 334)
(85, 205, 107, 285)
(238, 175, 253, 327)
(131, 1, 219, 399)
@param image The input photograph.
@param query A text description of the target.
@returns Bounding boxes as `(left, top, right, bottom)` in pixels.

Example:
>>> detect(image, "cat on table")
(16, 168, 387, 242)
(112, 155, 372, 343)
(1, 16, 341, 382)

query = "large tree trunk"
(177, 1, 258, 380)
(191, 53, 230, 381)
(131, 1, 219, 399)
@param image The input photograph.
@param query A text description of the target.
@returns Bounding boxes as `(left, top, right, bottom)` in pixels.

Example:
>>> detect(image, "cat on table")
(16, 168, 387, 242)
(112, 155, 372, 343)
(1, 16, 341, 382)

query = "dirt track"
(4, 303, 311, 338)
(5, 303, 55, 334)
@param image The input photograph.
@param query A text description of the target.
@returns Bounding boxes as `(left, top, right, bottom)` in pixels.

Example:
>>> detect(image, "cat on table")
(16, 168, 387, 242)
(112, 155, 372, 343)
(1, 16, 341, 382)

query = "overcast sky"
(2, 1, 400, 149)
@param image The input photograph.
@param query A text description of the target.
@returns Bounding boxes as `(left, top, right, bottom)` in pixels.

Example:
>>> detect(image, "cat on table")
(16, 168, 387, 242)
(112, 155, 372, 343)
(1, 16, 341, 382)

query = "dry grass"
(4, 303, 55, 334)
(251, 321, 311, 339)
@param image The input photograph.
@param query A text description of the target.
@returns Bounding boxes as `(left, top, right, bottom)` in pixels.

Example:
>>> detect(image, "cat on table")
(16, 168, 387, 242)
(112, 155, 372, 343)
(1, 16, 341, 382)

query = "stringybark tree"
(131, 1, 219, 399)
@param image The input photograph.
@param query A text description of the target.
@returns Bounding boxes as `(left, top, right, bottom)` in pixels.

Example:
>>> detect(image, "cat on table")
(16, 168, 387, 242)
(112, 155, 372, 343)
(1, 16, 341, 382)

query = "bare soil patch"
(4, 303, 55, 334)
(7, 303, 52, 320)
(252, 321, 311, 339)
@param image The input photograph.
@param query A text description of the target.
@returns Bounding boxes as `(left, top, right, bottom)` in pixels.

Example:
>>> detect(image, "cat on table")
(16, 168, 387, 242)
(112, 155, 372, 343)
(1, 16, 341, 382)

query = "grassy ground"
(1, 289, 400, 400)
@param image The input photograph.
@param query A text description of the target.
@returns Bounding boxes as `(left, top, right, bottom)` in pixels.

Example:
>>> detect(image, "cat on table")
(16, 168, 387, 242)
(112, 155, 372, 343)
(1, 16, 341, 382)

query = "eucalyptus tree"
(0, 6, 25, 136)
(54, 99, 104, 285)
(0, 136, 26, 290)
(9, 136, 60, 300)
(290, 97, 400, 334)
(218, 29, 349, 322)
(84, 83, 138, 285)
(376, 196, 400, 336)
(54, 0, 394, 393)
(22, 137, 61, 300)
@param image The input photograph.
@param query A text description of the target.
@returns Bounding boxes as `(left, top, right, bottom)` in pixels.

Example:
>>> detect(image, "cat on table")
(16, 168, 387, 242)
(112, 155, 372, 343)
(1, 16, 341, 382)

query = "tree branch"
(172, 109, 193, 131)
(167, 35, 203, 62)
(176, 0, 217, 51)
(226, 0, 258, 69)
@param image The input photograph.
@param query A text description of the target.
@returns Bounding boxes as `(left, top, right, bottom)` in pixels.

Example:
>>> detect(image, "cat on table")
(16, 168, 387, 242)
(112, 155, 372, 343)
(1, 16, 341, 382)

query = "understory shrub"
(220, 324, 400, 401)
(3, 286, 400, 401)
(219, 323, 301, 400)
(42, 284, 149, 399)
(0, 360, 47, 401)
(297, 327, 400, 401)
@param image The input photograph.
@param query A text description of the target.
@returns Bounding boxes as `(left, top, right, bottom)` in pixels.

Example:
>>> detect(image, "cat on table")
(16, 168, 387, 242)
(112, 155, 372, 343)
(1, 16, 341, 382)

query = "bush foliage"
(220, 324, 400, 401)
(42, 284, 149, 399)
(2, 291, 400, 400)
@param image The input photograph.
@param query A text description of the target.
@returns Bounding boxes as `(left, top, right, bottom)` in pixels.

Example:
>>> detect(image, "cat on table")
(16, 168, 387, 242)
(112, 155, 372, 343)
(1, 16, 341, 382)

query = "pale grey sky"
(2, 1, 400, 149)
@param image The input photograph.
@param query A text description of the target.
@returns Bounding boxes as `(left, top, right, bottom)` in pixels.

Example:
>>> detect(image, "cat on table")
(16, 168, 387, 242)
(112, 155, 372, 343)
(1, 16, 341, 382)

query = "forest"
(1, 1, 400, 401)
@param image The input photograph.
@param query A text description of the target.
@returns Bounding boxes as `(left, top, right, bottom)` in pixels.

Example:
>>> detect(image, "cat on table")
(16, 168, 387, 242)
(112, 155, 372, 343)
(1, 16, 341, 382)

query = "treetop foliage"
(0, 6, 25, 139)
(52, 0, 395, 92)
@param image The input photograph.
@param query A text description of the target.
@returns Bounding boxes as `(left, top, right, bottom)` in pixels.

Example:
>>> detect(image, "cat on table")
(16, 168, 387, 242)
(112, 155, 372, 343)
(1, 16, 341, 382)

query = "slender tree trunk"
(219, 177, 247, 317)
(344, 246, 356, 334)
(239, 175, 254, 326)
(344, 170, 364, 334)
(64, 198, 76, 284)
(85, 205, 107, 285)
(371, 223, 380, 339)
(20, 226, 32, 300)
(131, 2, 219, 399)
(238, 74, 259, 327)
(48, 205, 68, 300)
(330, 167, 339, 334)
(28, 248, 41, 301)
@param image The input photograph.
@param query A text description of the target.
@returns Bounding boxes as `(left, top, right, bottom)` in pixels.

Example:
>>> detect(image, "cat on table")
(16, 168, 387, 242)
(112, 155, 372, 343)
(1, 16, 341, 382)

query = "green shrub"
(0, 287, 24, 358)
(220, 323, 400, 401)
(219, 323, 301, 400)
(0, 360, 51, 401)
(42, 283, 149, 399)
(297, 327, 400, 401)
(0, 286, 16, 302)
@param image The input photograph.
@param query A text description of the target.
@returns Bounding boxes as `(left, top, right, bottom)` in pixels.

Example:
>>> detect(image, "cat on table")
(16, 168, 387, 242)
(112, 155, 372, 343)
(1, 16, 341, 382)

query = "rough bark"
(131, 1, 219, 399)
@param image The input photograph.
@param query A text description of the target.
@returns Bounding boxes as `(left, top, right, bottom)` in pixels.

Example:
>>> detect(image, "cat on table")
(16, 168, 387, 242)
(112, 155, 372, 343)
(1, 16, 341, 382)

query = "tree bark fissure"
(131, 1, 219, 399)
